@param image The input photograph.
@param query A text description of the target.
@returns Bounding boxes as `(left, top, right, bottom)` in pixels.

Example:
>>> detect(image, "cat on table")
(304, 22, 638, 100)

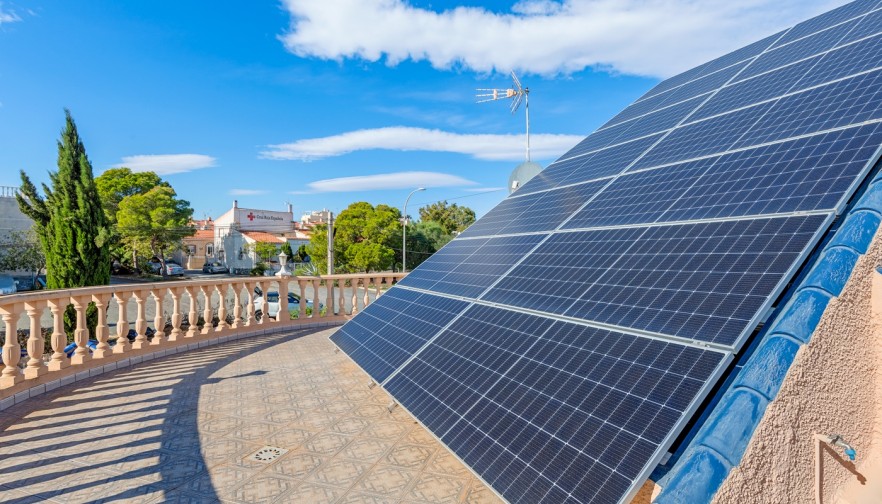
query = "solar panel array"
(331, 1, 882, 502)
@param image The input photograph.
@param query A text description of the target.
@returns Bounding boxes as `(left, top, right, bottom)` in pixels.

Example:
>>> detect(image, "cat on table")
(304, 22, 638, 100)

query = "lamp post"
(402, 187, 426, 273)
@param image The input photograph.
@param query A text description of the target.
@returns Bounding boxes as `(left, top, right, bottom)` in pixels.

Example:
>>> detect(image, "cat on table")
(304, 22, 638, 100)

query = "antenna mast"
(476, 71, 531, 162)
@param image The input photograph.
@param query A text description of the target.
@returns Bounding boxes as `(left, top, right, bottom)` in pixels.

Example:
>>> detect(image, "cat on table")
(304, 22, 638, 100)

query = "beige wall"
(712, 228, 882, 503)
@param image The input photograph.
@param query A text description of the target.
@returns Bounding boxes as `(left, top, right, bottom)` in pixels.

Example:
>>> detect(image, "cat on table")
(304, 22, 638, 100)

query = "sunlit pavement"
(0, 328, 501, 503)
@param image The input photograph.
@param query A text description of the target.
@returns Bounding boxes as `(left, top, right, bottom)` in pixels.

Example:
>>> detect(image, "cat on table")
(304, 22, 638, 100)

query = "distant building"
(301, 209, 332, 227)
(0, 186, 33, 241)
(212, 201, 311, 273)
(0, 186, 35, 276)
(179, 218, 215, 269)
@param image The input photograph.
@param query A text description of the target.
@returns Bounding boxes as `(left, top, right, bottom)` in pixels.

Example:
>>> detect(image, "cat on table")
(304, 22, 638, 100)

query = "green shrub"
(289, 305, 328, 319)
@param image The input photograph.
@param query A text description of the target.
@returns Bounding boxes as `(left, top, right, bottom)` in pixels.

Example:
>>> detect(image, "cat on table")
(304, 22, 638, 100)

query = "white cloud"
(292, 171, 478, 193)
(261, 126, 582, 162)
(0, 4, 21, 25)
(115, 154, 217, 175)
(279, 0, 847, 78)
(230, 189, 268, 196)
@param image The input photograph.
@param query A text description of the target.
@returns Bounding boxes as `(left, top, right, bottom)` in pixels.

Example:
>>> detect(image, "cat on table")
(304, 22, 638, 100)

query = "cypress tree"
(17, 109, 111, 289)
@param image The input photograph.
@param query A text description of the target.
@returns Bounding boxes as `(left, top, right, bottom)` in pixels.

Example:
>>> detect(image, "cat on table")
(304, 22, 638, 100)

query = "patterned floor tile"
(302, 432, 352, 455)
(309, 457, 371, 487)
(384, 444, 436, 469)
(341, 438, 395, 461)
(355, 465, 417, 496)
(406, 473, 469, 504)
(0, 328, 498, 504)
(279, 482, 344, 504)
(269, 452, 325, 480)
(231, 474, 297, 504)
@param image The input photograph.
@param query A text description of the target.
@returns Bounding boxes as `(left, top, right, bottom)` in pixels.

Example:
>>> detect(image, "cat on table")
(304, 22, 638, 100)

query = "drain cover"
(246, 446, 288, 464)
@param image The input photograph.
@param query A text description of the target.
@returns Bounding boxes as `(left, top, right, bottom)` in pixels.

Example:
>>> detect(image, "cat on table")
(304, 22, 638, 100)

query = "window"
(206, 244, 214, 256)
(186, 245, 196, 256)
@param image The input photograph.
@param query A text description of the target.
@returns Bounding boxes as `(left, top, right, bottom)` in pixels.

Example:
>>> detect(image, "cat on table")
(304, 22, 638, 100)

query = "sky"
(0, 0, 850, 220)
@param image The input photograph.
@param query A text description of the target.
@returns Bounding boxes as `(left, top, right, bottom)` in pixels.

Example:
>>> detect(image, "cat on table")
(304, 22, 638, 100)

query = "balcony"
(0, 274, 500, 503)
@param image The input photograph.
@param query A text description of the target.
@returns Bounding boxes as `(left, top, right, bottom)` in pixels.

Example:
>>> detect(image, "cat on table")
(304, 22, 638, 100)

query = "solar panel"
(385, 305, 729, 504)
(396, 234, 546, 298)
(329, 289, 469, 382)
(330, 2, 882, 502)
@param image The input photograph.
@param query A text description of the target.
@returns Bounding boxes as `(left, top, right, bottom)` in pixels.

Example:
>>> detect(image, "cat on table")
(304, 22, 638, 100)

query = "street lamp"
(402, 187, 426, 273)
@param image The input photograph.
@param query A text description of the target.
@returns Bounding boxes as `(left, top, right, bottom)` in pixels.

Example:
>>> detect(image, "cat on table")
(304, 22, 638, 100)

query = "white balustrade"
(0, 272, 405, 392)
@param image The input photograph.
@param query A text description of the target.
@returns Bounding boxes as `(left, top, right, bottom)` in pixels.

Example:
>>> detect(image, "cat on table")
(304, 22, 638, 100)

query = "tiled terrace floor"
(0, 328, 502, 503)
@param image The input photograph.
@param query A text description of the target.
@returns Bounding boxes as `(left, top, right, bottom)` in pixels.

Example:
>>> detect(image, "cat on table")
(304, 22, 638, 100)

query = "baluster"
(337, 278, 345, 315)
(113, 292, 130, 354)
(168, 288, 183, 341)
(277, 279, 288, 324)
(151, 288, 165, 345)
(351, 278, 359, 315)
(70, 297, 90, 365)
(244, 282, 255, 327)
(231, 284, 241, 329)
(200, 285, 213, 334)
(374, 277, 384, 301)
(185, 286, 198, 338)
(311, 279, 320, 318)
(131, 290, 149, 350)
(0, 305, 22, 387)
(215, 284, 228, 331)
(92, 294, 112, 358)
(324, 278, 333, 318)
(363, 277, 371, 308)
(48, 298, 69, 370)
(297, 280, 307, 319)
(254, 281, 265, 324)
(23, 302, 46, 379)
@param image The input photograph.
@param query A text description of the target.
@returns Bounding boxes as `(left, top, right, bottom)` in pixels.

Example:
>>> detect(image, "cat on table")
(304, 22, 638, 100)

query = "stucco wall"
(711, 228, 882, 503)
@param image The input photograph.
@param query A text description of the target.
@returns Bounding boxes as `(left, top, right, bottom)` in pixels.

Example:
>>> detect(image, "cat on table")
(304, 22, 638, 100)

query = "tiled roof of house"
(241, 231, 286, 243)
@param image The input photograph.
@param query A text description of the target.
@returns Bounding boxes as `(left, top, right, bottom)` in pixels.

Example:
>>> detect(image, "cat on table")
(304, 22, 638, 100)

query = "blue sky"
(0, 0, 847, 220)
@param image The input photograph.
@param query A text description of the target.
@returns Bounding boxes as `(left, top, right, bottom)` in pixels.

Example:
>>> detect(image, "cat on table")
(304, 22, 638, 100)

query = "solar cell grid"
(496, 181, 607, 235)
(329, 290, 469, 382)
(664, 123, 882, 221)
(773, 0, 878, 46)
(839, 7, 882, 45)
(563, 215, 827, 347)
(629, 102, 774, 171)
(394, 238, 488, 290)
(793, 32, 882, 88)
(562, 157, 718, 229)
(692, 56, 821, 121)
(480, 227, 650, 314)
(734, 69, 882, 148)
(639, 31, 780, 102)
(398, 234, 546, 298)
(739, 19, 858, 81)
(532, 133, 663, 192)
(385, 306, 728, 504)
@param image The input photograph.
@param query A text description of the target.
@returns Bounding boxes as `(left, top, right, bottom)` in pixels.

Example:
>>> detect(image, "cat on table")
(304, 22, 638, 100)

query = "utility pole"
(327, 212, 334, 275)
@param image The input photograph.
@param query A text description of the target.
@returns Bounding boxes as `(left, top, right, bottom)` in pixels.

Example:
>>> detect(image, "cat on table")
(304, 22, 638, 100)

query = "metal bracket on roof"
(367, 380, 376, 389)
(387, 401, 398, 413)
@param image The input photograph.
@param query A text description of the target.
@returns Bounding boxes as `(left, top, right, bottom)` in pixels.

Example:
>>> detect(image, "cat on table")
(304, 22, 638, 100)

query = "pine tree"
(17, 109, 111, 289)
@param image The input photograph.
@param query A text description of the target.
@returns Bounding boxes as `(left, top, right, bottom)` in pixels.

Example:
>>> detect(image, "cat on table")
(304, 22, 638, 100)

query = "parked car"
(202, 261, 229, 274)
(12, 275, 46, 292)
(0, 275, 16, 295)
(147, 260, 185, 276)
(253, 290, 322, 320)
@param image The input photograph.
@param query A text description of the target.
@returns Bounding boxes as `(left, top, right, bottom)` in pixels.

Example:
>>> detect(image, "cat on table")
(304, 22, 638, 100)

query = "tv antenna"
(476, 71, 531, 162)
